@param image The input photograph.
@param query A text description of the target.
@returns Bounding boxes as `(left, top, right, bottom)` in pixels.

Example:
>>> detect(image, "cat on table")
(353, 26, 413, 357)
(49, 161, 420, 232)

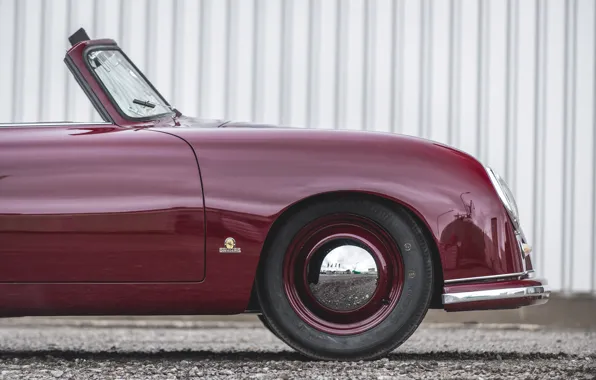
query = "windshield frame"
(83, 45, 175, 123)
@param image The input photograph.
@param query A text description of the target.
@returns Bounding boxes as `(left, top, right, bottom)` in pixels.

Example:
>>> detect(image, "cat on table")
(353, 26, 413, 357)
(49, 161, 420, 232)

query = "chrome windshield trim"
(444, 271, 535, 284)
(443, 285, 550, 305)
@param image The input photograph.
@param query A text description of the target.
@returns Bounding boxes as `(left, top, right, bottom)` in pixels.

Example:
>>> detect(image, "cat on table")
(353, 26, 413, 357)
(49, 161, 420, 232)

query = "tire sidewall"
(258, 199, 434, 358)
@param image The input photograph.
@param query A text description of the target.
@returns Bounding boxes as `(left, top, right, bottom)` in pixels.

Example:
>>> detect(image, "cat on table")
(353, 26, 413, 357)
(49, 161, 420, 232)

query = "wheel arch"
(247, 190, 445, 312)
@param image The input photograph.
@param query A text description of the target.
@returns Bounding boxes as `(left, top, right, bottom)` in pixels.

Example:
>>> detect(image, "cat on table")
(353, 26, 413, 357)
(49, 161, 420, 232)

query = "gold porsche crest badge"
(219, 237, 241, 253)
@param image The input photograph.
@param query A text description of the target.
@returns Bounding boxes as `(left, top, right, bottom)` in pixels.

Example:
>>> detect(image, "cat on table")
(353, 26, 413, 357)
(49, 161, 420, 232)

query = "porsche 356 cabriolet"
(0, 28, 549, 361)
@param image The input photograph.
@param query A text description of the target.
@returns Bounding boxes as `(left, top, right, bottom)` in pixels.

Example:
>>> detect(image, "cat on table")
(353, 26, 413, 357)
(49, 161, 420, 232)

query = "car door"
(0, 123, 205, 283)
(0, 33, 206, 283)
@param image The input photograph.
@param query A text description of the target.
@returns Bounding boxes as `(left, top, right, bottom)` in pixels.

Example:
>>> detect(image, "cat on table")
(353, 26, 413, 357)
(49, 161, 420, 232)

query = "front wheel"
(256, 198, 434, 361)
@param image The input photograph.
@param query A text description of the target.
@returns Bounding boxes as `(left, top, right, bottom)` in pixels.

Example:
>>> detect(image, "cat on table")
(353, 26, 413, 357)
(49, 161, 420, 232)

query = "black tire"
(257, 314, 280, 339)
(256, 198, 434, 361)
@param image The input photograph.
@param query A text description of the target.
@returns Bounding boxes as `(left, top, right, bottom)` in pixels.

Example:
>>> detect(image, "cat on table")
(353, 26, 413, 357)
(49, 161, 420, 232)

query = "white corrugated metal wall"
(0, 0, 594, 295)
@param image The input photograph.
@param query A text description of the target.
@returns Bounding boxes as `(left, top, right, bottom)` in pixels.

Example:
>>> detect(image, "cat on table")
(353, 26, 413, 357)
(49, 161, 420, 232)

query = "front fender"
(157, 125, 523, 312)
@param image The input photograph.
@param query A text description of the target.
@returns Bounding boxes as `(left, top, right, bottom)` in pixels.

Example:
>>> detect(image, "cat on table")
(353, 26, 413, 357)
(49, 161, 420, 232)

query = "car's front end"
(441, 167, 550, 311)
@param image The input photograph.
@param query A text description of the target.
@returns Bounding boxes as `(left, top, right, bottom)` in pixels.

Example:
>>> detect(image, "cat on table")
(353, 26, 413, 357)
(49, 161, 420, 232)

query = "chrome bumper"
(443, 284, 550, 305)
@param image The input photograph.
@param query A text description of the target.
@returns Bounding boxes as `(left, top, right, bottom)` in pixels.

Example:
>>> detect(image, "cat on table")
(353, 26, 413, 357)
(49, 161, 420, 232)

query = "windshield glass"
(87, 50, 172, 119)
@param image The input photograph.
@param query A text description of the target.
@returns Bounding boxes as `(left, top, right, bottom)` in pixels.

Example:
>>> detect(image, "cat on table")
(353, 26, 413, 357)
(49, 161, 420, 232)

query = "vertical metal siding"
(0, 0, 594, 294)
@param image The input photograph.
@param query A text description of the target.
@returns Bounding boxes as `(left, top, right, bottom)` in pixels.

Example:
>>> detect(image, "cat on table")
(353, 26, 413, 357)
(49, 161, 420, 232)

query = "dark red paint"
(0, 38, 538, 316)
(0, 125, 205, 282)
(165, 120, 525, 282)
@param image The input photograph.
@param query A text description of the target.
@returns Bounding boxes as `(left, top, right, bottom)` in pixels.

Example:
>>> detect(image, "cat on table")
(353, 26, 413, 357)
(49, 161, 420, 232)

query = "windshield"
(87, 49, 172, 119)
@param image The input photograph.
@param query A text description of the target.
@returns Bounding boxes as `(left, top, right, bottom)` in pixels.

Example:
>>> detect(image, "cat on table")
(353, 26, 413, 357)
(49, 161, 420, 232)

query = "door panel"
(0, 125, 205, 282)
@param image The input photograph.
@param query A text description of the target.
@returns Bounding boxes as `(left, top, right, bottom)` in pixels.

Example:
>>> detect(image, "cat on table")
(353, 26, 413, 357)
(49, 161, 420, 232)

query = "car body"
(0, 29, 549, 360)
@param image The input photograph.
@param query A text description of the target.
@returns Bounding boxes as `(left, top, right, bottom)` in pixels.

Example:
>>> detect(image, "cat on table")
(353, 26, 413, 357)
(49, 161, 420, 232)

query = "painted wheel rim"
(283, 214, 404, 335)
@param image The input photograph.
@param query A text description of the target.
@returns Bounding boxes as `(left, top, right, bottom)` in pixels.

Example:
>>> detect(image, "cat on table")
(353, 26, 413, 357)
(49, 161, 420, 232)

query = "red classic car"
(0, 29, 549, 361)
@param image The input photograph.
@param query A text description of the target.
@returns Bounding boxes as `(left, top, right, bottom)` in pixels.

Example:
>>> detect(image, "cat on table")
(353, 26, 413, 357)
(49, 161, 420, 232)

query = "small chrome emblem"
(219, 237, 241, 253)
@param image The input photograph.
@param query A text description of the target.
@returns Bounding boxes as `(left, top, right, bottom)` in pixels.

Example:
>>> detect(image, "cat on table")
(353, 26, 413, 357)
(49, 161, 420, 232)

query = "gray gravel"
(0, 318, 594, 379)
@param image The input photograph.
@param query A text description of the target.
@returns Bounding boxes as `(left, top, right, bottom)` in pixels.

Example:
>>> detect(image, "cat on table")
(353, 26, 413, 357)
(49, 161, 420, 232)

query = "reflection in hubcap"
(283, 214, 404, 335)
(308, 244, 379, 311)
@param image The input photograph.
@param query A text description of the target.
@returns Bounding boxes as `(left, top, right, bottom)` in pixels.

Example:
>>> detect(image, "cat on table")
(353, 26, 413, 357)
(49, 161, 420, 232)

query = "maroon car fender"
(154, 123, 524, 306)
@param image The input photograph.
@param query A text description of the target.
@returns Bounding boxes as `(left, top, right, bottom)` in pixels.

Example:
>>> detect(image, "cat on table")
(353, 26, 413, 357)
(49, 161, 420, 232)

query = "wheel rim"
(283, 213, 404, 335)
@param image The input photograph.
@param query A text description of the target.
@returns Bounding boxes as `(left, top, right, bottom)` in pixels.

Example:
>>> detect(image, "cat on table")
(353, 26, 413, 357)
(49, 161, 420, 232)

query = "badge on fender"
(219, 237, 241, 253)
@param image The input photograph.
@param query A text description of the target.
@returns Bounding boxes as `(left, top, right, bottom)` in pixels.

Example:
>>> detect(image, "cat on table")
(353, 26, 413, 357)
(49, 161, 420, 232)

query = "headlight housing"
(485, 167, 520, 230)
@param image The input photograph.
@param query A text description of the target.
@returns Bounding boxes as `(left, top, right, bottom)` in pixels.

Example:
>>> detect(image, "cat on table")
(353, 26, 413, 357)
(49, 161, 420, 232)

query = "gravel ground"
(0, 318, 594, 379)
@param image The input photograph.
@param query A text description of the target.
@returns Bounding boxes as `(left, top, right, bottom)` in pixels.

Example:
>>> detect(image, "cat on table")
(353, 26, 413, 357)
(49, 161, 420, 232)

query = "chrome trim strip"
(516, 232, 528, 273)
(444, 271, 535, 284)
(485, 166, 520, 230)
(443, 285, 550, 305)
(0, 122, 113, 127)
